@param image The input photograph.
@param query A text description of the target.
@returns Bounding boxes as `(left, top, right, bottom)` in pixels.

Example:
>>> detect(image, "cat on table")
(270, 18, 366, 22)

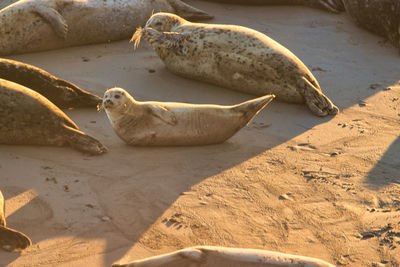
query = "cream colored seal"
(0, 0, 211, 56)
(112, 246, 335, 267)
(133, 12, 339, 117)
(102, 87, 275, 146)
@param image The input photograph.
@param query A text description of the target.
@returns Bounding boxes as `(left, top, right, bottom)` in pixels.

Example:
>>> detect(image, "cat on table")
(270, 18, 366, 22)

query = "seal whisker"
(130, 27, 143, 50)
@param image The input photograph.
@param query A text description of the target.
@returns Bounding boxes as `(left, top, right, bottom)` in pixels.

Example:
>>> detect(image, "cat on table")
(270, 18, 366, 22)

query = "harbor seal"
(0, 0, 212, 56)
(102, 87, 275, 146)
(132, 13, 339, 117)
(0, 79, 107, 155)
(112, 246, 335, 267)
(0, 190, 32, 252)
(196, 0, 345, 13)
(341, 0, 400, 52)
(0, 58, 101, 109)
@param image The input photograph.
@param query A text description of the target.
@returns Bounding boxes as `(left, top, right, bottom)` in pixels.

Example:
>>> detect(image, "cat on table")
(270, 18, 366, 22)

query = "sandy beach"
(0, 1, 399, 266)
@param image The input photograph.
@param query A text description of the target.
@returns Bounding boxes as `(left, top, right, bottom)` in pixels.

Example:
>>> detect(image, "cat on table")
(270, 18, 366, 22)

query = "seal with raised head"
(132, 13, 339, 117)
(341, 0, 400, 52)
(102, 87, 275, 146)
(0, 79, 107, 155)
(0, 0, 212, 56)
(0, 58, 101, 109)
(0, 190, 32, 252)
(112, 246, 335, 267)
(196, 0, 345, 13)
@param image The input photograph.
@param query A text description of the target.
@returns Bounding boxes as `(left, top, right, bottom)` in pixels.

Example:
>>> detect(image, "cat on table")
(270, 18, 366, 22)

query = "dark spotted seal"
(0, 0, 212, 56)
(341, 0, 400, 52)
(102, 87, 275, 146)
(133, 13, 339, 117)
(0, 190, 32, 252)
(0, 58, 101, 109)
(0, 79, 107, 154)
(197, 0, 345, 13)
(112, 246, 335, 267)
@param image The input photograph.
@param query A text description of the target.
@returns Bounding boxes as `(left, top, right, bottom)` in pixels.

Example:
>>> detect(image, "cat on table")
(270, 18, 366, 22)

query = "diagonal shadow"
(365, 136, 400, 188)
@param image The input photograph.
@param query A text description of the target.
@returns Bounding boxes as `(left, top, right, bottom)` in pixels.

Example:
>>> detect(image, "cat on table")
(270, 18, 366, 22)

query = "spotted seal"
(341, 0, 400, 52)
(102, 87, 275, 146)
(0, 190, 32, 252)
(112, 246, 335, 267)
(0, 0, 212, 56)
(132, 13, 339, 117)
(0, 58, 101, 109)
(197, 0, 345, 13)
(0, 79, 107, 154)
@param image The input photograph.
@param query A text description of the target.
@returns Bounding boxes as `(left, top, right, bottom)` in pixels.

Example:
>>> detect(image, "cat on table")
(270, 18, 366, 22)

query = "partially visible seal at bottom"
(112, 246, 335, 267)
(0, 190, 31, 252)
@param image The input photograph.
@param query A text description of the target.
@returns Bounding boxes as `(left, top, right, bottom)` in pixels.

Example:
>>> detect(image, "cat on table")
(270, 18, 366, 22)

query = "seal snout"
(103, 98, 114, 108)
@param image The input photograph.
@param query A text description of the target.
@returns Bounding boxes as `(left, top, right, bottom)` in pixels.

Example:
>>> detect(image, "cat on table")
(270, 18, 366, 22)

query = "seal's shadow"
(365, 136, 400, 188)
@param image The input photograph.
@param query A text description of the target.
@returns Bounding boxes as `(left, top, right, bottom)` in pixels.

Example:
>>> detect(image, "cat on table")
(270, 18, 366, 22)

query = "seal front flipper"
(147, 104, 177, 125)
(167, 0, 213, 20)
(63, 125, 108, 155)
(32, 5, 68, 39)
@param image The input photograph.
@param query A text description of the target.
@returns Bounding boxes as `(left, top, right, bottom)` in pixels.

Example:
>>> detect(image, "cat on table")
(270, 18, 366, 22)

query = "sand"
(1, 1, 399, 266)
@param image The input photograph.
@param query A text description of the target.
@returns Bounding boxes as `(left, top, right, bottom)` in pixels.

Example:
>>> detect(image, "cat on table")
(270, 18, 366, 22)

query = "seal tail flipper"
(300, 77, 339, 116)
(0, 226, 32, 252)
(233, 94, 275, 126)
(167, 0, 213, 20)
(305, 0, 344, 13)
(55, 79, 102, 108)
(32, 5, 68, 39)
(63, 125, 107, 155)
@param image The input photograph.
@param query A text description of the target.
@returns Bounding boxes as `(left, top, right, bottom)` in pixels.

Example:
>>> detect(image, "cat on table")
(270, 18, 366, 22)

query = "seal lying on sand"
(133, 13, 339, 117)
(112, 246, 335, 267)
(0, 0, 212, 56)
(0, 190, 31, 252)
(341, 0, 400, 52)
(197, 0, 344, 13)
(0, 58, 101, 109)
(102, 87, 275, 146)
(0, 79, 107, 155)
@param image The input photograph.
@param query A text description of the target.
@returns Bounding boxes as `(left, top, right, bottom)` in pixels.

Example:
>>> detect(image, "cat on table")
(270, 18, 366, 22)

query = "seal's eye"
(115, 95, 120, 99)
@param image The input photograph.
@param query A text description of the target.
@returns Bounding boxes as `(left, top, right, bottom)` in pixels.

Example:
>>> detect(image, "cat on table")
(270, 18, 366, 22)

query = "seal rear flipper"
(32, 5, 68, 39)
(300, 77, 339, 116)
(0, 226, 32, 252)
(147, 104, 177, 126)
(64, 126, 107, 155)
(233, 94, 275, 125)
(55, 79, 102, 108)
(167, 0, 213, 20)
(305, 0, 344, 13)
